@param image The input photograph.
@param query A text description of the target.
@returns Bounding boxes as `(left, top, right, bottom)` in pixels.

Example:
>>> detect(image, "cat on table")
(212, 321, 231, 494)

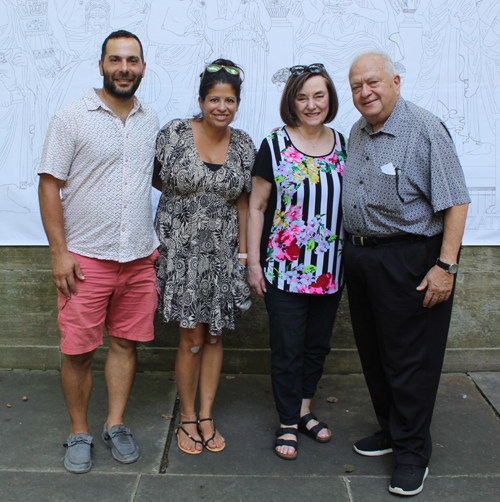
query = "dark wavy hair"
(101, 30, 144, 62)
(198, 59, 244, 103)
(280, 66, 339, 127)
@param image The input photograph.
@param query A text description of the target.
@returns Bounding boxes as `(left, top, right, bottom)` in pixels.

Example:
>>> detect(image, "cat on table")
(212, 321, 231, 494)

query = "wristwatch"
(436, 258, 459, 275)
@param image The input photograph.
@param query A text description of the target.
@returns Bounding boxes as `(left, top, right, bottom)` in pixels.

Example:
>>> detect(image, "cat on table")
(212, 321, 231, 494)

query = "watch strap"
(436, 258, 459, 274)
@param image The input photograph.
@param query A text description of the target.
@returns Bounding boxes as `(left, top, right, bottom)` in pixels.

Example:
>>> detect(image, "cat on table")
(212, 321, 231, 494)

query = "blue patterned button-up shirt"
(343, 96, 470, 238)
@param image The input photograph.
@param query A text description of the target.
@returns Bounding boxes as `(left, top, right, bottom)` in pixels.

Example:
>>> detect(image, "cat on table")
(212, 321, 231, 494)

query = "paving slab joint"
(342, 475, 355, 502)
(129, 474, 142, 502)
(159, 394, 180, 474)
(467, 373, 500, 420)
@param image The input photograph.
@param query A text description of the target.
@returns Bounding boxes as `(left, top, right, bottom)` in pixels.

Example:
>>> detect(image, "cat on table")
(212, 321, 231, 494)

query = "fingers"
(54, 275, 71, 300)
(247, 265, 267, 298)
(423, 289, 451, 309)
(418, 266, 454, 308)
(67, 273, 79, 296)
(416, 277, 428, 292)
(253, 278, 267, 298)
(422, 289, 438, 309)
(417, 266, 454, 308)
(52, 254, 85, 299)
(261, 279, 267, 295)
(74, 262, 86, 281)
(251, 283, 265, 298)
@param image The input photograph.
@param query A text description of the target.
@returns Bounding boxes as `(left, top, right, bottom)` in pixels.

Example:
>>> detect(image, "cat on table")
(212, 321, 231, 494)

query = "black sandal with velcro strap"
(274, 427, 298, 460)
(298, 412, 331, 443)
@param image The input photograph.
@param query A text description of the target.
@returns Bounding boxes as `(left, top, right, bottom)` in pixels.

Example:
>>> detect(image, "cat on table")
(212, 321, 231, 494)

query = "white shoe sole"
(389, 467, 429, 496)
(353, 444, 393, 456)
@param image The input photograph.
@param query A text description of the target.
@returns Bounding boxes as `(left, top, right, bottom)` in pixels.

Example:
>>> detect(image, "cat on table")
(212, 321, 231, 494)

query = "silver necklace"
(297, 127, 323, 151)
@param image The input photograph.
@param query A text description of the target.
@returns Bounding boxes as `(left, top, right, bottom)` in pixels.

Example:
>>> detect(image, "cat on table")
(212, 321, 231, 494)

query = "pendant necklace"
(297, 127, 322, 151)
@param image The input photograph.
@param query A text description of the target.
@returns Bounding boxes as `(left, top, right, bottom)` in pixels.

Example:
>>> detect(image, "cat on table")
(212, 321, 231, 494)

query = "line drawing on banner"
(1, 0, 500, 243)
(0, 0, 46, 215)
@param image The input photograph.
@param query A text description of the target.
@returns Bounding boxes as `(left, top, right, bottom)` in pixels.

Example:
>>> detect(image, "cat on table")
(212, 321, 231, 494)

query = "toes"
(211, 434, 225, 448)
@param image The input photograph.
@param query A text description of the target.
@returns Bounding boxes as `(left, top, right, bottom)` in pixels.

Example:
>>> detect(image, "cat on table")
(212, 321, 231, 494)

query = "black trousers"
(344, 234, 455, 467)
(264, 283, 343, 425)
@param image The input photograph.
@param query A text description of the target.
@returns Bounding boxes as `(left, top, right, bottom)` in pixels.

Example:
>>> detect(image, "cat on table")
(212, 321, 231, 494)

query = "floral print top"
(252, 127, 346, 294)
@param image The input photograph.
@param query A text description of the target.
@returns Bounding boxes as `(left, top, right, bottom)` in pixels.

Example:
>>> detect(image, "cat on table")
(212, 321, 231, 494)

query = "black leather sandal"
(176, 421, 203, 455)
(198, 418, 226, 452)
(274, 427, 298, 460)
(298, 413, 331, 443)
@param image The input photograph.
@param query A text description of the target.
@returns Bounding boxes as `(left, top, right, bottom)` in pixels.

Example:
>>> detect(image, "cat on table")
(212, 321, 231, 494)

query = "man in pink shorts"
(38, 30, 160, 474)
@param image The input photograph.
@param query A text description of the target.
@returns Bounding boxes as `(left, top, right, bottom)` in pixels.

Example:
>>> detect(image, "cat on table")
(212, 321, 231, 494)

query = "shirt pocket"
(366, 165, 402, 210)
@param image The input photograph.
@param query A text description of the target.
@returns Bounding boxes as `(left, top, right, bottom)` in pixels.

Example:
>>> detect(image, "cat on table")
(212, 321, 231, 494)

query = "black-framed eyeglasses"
(289, 63, 325, 77)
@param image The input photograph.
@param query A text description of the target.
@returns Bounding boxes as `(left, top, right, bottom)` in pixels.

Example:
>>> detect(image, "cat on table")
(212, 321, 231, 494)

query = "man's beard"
(102, 70, 142, 99)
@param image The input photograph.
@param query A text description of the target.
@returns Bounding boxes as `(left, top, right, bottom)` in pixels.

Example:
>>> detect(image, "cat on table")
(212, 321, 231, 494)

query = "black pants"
(344, 234, 455, 467)
(264, 283, 343, 425)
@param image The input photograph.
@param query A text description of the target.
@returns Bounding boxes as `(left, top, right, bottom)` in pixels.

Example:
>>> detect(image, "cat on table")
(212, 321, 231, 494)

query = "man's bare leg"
(105, 336, 137, 428)
(61, 350, 96, 435)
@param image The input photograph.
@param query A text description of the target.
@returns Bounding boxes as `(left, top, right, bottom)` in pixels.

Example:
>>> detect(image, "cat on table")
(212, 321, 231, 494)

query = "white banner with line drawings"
(1, 0, 499, 245)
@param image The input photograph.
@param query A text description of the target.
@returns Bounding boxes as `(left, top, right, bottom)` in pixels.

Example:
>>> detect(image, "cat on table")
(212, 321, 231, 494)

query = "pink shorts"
(58, 250, 159, 355)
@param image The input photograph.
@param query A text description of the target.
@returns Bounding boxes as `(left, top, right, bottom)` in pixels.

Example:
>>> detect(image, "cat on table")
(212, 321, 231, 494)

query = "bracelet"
(238, 253, 248, 259)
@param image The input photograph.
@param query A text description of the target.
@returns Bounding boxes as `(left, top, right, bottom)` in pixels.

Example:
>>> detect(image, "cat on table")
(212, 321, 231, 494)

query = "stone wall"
(0, 246, 499, 373)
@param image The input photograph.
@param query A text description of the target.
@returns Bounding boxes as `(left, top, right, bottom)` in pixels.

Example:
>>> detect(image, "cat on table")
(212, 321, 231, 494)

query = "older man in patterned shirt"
(342, 50, 470, 496)
(38, 31, 159, 474)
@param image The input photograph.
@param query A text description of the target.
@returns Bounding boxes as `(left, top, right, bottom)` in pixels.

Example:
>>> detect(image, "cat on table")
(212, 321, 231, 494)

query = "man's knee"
(108, 336, 137, 353)
(62, 350, 95, 370)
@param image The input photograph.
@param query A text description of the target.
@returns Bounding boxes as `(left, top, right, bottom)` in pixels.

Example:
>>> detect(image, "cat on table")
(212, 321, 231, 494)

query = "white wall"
(1, 0, 499, 244)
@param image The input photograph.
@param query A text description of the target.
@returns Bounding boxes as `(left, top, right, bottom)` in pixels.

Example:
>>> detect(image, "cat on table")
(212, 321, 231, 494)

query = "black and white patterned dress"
(154, 119, 256, 336)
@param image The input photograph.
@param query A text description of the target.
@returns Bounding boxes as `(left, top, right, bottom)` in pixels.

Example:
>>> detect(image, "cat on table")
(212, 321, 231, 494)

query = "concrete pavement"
(1, 371, 500, 501)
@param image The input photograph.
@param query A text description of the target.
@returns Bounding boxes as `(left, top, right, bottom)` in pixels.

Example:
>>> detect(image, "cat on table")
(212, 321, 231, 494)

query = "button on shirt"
(39, 88, 160, 262)
(343, 96, 470, 238)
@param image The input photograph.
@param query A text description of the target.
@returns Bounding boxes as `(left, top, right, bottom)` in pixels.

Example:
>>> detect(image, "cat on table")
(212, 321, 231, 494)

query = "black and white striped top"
(252, 126, 346, 295)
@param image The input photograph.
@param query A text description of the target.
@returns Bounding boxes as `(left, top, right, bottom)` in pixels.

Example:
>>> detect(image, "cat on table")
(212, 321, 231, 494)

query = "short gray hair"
(350, 49, 396, 76)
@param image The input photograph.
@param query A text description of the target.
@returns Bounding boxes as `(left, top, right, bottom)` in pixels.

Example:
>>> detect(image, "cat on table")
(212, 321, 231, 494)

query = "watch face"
(449, 263, 459, 274)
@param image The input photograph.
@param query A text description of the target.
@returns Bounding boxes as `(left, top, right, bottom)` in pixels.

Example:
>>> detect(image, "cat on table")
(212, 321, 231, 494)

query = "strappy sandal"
(176, 421, 203, 455)
(298, 412, 331, 443)
(198, 418, 226, 452)
(274, 427, 298, 460)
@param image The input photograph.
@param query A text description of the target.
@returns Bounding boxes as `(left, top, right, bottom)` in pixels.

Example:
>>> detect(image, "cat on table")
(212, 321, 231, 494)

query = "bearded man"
(38, 30, 159, 474)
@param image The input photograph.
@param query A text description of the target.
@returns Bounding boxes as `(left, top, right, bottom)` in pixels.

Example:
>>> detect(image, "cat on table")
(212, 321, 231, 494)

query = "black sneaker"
(353, 430, 393, 456)
(389, 465, 429, 496)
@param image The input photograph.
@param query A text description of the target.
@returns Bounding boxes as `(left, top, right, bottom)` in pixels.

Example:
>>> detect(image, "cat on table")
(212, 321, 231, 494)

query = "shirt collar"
(361, 95, 406, 137)
(84, 88, 143, 116)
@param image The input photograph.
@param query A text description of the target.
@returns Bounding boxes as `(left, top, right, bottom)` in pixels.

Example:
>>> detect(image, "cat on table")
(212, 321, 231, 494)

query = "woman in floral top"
(247, 63, 346, 460)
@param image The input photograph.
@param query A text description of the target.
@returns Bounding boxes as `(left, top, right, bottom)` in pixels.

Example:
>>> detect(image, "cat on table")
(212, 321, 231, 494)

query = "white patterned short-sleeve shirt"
(39, 88, 160, 262)
(343, 96, 470, 237)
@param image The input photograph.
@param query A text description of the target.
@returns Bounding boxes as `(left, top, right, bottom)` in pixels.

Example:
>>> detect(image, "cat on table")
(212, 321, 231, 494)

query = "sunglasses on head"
(201, 64, 241, 80)
(289, 63, 325, 77)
